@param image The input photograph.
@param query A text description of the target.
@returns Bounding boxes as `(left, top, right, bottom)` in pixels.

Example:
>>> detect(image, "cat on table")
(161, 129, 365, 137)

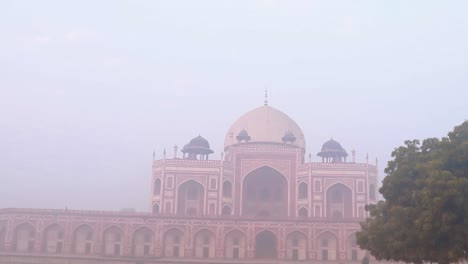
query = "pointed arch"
(224, 229, 246, 259)
(223, 180, 232, 198)
(298, 207, 308, 218)
(286, 231, 308, 260)
(177, 179, 205, 216)
(13, 222, 35, 252)
(255, 230, 277, 259)
(102, 225, 123, 256)
(193, 229, 215, 258)
(346, 232, 362, 261)
(316, 231, 338, 261)
(152, 203, 160, 215)
(326, 183, 353, 218)
(298, 182, 308, 199)
(72, 224, 94, 254)
(242, 166, 288, 217)
(163, 228, 185, 257)
(42, 224, 64, 253)
(154, 178, 161, 195)
(222, 205, 232, 215)
(133, 227, 153, 256)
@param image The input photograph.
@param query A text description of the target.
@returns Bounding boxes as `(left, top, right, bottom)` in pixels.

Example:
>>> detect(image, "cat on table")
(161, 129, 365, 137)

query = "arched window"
(42, 224, 64, 253)
(298, 182, 308, 199)
(154, 178, 161, 196)
(72, 225, 93, 254)
(326, 183, 353, 218)
(298, 207, 308, 218)
(133, 227, 153, 256)
(14, 223, 35, 252)
(177, 180, 205, 216)
(317, 232, 338, 261)
(102, 226, 123, 256)
(223, 181, 232, 198)
(225, 230, 246, 259)
(152, 203, 160, 215)
(314, 205, 321, 217)
(163, 228, 184, 257)
(222, 205, 232, 216)
(194, 230, 215, 258)
(286, 232, 307, 260)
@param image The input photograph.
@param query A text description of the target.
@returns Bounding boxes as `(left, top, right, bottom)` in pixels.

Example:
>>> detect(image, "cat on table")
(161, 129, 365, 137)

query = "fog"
(0, 1, 467, 212)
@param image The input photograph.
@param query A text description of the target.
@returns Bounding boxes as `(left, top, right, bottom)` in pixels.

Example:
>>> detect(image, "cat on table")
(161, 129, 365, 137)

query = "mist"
(1, 0, 467, 212)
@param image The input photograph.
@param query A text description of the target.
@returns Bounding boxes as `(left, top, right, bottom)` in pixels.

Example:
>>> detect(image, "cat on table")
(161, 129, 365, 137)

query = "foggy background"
(1, 1, 467, 212)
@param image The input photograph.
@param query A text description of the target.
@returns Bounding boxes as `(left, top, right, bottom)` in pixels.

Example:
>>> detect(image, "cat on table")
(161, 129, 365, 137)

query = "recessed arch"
(254, 230, 277, 259)
(0, 224, 5, 251)
(163, 228, 185, 257)
(177, 179, 205, 216)
(346, 232, 362, 261)
(223, 180, 232, 198)
(286, 231, 308, 260)
(102, 225, 123, 256)
(242, 166, 288, 217)
(133, 227, 153, 256)
(152, 203, 160, 215)
(193, 229, 215, 258)
(154, 178, 161, 195)
(42, 224, 64, 253)
(326, 183, 353, 218)
(298, 207, 308, 218)
(13, 222, 35, 252)
(222, 205, 232, 215)
(72, 224, 94, 254)
(224, 229, 247, 259)
(316, 231, 338, 261)
(298, 182, 308, 199)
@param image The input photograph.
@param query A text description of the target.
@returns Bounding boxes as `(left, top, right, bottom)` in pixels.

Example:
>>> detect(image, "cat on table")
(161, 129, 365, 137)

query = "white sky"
(1, 0, 467, 211)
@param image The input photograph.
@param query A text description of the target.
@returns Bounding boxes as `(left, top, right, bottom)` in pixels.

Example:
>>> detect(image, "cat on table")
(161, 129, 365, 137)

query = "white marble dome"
(224, 104, 306, 150)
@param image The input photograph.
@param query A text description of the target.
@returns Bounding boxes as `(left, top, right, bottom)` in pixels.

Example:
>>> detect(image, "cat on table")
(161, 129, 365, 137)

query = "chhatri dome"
(224, 94, 306, 151)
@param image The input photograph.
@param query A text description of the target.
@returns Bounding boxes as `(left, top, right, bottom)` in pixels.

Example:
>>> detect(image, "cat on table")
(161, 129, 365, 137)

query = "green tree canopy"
(357, 121, 468, 264)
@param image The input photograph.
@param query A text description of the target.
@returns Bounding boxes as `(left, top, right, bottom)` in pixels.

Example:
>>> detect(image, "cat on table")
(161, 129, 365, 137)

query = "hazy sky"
(1, 1, 467, 211)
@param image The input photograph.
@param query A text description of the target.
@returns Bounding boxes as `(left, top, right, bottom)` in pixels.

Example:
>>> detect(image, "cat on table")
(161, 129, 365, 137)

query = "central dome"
(224, 105, 306, 150)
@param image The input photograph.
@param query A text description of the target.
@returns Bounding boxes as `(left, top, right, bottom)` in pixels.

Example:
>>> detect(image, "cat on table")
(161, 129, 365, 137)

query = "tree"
(357, 121, 468, 264)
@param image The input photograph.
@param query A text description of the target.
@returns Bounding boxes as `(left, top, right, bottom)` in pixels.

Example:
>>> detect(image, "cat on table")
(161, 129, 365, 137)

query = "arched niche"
(298, 182, 308, 199)
(222, 205, 232, 216)
(163, 228, 184, 257)
(154, 178, 161, 195)
(298, 207, 308, 218)
(326, 183, 353, 218)
(316, 231, 338, 261)
(133, 227, 153, 256)
(177, 180, 205, 216)
(286, 231, 308, 260)
(72, 224, 94, 254)
(102, 226, 123, 256)
(346, 233, 363, 261)
(13, 223, 35, 252)
(193, 229, 215, 258)
(224, 230, 246, 259)
(242, 166, 288, 217)
(223, 180, 232, 198)
(42, 224, 64, 254)
(255, 230, 277, 259)
(152, 203, 160, 215)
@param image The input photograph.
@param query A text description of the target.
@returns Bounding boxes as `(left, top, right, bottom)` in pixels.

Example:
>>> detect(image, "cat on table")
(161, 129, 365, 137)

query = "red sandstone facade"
(0, 103, 378, 264)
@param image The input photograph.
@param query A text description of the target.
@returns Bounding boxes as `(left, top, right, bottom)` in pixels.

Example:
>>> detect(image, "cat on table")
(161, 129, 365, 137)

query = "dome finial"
(264, 88, 268, 106)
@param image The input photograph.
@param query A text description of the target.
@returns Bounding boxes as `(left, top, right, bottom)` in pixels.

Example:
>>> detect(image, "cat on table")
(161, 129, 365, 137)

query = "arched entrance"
(255, 230, 277, 259)
(242, 166, 288, 217)
(326, 183, 353, 218)
(177, 180, 205, 216)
